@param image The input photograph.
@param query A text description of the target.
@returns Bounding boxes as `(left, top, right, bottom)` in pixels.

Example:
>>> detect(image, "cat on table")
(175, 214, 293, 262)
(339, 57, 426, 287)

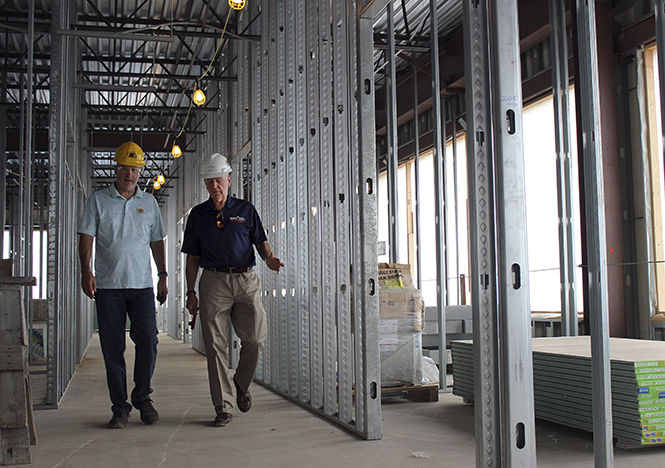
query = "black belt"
(205, 266, 253, 273)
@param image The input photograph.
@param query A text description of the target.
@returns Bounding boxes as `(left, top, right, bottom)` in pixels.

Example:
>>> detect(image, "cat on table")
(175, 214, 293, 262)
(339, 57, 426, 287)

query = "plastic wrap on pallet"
(378, 263, 424, 385)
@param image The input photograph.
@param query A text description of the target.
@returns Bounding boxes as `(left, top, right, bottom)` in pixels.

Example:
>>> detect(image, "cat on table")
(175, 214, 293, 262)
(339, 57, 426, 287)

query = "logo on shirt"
(229, 216, 246, 223)
(137, 208, 144, 214)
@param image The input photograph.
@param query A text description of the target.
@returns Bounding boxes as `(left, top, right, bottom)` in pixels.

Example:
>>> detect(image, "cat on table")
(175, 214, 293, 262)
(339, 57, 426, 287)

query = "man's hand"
(81, 270, 97, 299)
(156, 276, 168, 304)
(266, 255, 284, 273)
(186, 292, 199, 316)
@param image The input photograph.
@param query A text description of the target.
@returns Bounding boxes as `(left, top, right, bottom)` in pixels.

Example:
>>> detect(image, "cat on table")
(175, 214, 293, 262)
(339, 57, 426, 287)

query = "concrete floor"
(16, 334, 665, 468)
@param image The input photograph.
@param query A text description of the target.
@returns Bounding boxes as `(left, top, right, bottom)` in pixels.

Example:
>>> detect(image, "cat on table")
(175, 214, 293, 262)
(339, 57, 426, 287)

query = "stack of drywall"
(451, 336, 665, 446)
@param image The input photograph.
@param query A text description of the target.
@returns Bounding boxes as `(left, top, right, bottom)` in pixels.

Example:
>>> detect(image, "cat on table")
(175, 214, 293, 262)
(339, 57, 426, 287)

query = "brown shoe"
(214, 412, 232, 427)
(234, 378, 252, 413)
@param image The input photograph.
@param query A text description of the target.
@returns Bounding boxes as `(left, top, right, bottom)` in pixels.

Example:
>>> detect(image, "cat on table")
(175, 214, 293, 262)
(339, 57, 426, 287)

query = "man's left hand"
(156, 277, 168, 304)
(266, 255, 284, 272)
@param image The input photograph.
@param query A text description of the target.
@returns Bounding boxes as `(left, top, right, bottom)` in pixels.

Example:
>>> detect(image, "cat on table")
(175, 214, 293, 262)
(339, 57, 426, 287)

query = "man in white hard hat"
(181, 152, 283, 427)
(78, 141, 167, 429)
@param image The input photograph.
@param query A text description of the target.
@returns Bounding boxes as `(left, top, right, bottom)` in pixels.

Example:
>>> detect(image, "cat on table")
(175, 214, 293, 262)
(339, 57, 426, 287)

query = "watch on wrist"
(158, 271, 168, 277)
(186, 290, 197, 296)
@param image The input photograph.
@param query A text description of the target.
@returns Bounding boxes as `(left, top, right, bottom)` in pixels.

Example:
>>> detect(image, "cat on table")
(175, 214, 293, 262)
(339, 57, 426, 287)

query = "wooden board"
(381, 383, 439, 402)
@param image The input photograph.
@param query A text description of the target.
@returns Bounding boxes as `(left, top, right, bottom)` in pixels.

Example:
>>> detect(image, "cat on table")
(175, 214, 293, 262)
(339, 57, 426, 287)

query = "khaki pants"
(198, 269, 267, 414)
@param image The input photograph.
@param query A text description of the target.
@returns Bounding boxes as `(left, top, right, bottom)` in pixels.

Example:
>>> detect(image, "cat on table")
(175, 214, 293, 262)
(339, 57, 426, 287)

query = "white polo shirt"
(78, 184, 166, 289)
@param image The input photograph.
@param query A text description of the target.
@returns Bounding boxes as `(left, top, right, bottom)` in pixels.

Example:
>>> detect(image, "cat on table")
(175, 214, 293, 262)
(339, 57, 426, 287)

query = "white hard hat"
(200, 152, 232, 179)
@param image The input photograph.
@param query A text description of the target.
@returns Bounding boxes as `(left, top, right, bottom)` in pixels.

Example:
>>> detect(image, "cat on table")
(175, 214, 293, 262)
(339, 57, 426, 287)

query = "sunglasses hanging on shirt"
(216, 212, 224, 229)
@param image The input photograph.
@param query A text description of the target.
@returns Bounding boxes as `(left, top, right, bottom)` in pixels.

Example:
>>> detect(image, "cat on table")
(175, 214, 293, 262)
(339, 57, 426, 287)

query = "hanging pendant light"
(171, 144, 182, 158)
(193, 88, 206, 106)
(228, 0, 246, 10)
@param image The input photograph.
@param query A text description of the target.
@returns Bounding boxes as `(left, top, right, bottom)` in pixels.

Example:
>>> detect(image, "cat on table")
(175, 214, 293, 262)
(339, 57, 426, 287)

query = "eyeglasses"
(216, 212, 224, 229)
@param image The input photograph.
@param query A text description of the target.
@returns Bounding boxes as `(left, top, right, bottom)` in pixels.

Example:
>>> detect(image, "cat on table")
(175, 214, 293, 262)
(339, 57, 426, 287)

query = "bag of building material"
(378, 263, 425, 386)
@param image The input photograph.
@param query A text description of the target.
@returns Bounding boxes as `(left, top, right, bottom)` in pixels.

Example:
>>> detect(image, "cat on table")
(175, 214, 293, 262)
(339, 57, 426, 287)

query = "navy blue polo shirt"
(181, 196, 268, 268)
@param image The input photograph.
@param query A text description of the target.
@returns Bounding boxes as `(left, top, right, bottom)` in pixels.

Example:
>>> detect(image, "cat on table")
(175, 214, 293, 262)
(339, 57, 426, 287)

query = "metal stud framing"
(429, 0, 448, 391)
(250, 0, 381, 439)
(574, 0, 614, 465)
(549, 0, 578, 336)
(488, 0, 537, 464)
(657, 0, 665, 204)
(464, 0, 536, 465)
(463, 1, 501, 465)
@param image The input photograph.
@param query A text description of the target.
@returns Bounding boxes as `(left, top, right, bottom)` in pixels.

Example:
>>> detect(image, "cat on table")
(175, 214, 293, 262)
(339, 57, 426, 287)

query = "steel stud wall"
(244, 0, 382, 439)
(45, 0, 92, 407)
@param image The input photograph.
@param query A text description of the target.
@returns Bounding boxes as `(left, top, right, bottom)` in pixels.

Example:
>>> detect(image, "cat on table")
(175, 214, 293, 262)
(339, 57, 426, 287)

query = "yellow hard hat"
(114, 141, 146, 167)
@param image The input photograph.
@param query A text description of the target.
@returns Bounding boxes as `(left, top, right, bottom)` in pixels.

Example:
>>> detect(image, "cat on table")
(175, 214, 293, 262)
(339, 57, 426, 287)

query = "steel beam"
(58, 28, 175, 42)
(78, 70, 236, 82)
(574, 0, 614, 465)
(549, 0, 577, 336)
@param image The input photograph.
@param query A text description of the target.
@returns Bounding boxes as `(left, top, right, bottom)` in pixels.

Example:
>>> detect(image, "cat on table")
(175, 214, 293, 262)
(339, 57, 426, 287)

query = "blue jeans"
(95, 288, 158, 415)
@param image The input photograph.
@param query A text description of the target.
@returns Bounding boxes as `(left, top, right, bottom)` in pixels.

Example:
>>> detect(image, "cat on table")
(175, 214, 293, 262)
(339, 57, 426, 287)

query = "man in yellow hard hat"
(181, 152, 283, 427)
(78, 141, 168, 429)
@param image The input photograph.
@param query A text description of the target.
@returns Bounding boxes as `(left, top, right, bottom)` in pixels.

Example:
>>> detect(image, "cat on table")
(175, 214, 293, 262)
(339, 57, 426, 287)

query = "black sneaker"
(135, 399, 159, 425)
(108, 412, 129, 429)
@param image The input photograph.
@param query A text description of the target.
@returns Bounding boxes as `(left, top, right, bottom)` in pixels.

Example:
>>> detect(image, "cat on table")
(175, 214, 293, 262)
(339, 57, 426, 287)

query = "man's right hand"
(186, 292, 199, 316)
(81, 270, 96, 299)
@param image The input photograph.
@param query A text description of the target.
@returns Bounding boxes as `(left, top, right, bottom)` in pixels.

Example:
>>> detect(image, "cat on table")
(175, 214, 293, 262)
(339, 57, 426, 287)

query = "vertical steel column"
(463, 1, 501, 465)
(386, 3, 400, 262)
(47, 0, 65, 407)
(413, 67, 422, 290)
(332, 0, 353, 424)
(24, 0, 35, 285)
(0, 73, 6, 258)
(267, 0, 279, 388)
(294, 0, 310, 402)
(17, 72, 25, 275)
(276, 0, 289, 394)
(488, 0, 536, 464)
(656, 0, 665, 182)
(429, 0, 448, 390)
(306, 0, 324, 410)
(452, 97, 460, 302)
(358, 1, 382, 440)
(318, 0, 338, 416)
(440, 94, 449, 307)
(262, 0, 274, 383)
(347, 0, 363, 428)
(285, 0, 300, 398)
(549, 0, 577, 336)
(575, 0, 614, 464)
(250, 2, 268, 381)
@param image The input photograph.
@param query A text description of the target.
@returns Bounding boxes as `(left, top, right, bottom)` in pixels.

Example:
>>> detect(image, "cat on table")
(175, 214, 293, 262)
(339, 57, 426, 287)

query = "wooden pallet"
(381, 383, 439, 402)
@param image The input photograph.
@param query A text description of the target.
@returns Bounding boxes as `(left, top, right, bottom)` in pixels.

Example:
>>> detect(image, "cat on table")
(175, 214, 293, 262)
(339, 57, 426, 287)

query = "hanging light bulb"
(228, 0, 246, 10)
(193, 88, 206, 106)
(157, 174, 165, 184)
(171, 144, 182, 158)
(153, 180, 161, 190)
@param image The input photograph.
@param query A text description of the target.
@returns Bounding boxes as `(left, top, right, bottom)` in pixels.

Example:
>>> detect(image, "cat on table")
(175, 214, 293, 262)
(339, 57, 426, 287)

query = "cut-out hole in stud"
(366, 178, 373, 194)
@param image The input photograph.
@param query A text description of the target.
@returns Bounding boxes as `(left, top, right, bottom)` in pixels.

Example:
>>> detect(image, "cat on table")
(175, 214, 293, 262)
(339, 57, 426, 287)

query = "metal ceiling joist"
(58, 28, 175, 42)
(78, 70, 236, 82)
